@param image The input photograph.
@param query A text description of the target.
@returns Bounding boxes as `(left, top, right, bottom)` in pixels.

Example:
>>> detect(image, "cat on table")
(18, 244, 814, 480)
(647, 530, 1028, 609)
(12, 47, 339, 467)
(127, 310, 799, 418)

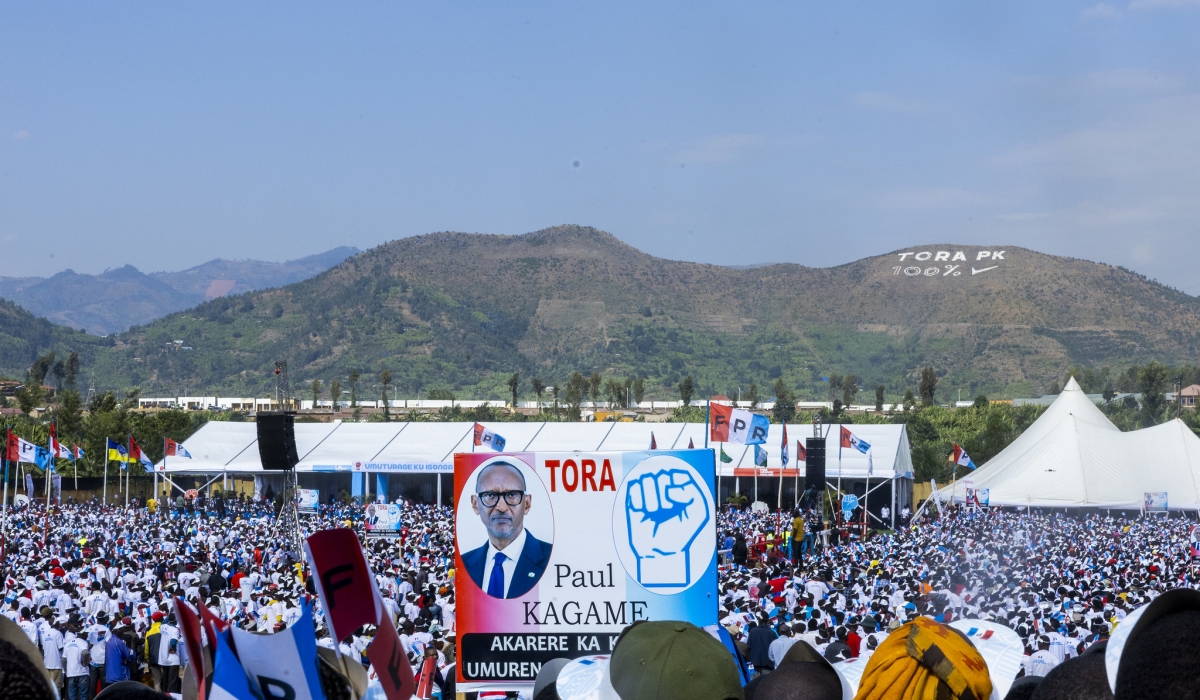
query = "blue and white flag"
(231, 601, 326, 700)
(729, 410, 771, 445)
(754, 444, 768, 467)
(210, 629, 259, 700)
(840, 426, 871, 454)
(473, 423, 506, 451)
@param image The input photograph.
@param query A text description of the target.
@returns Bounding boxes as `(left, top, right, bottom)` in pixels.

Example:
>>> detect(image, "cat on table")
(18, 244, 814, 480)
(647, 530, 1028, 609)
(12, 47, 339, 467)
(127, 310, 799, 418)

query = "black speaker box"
(805, 437, 826, 489)
(257, 412, 299, 470)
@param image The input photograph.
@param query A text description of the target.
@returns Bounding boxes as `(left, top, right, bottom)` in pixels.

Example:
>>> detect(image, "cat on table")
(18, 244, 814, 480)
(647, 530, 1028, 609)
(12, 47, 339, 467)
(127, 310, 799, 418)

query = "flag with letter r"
(304, 528, 382, 643)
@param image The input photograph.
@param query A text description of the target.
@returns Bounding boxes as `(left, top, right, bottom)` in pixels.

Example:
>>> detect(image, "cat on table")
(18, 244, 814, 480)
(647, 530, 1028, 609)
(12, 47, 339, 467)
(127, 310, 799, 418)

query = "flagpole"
(864, 449, 870, 539)
(125, 434, 131, 508)
(777, 422, 785, 512)
(103, 446, 108, 506)
(837, 425, 843, 530)
(794, 440, 800, 510)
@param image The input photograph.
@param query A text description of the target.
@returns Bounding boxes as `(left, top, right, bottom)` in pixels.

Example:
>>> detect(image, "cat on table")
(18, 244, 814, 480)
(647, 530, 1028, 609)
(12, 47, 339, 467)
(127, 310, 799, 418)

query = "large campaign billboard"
(454, 450, 718, 690)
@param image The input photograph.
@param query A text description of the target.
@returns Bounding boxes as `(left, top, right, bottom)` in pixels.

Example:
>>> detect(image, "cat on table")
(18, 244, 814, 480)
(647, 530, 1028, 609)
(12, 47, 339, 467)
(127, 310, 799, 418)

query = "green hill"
(83, 225, 1200, 402)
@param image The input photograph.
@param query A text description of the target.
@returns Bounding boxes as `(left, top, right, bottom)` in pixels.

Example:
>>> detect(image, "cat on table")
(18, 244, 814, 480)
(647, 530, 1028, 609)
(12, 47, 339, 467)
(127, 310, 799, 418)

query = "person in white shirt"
(41, 619, 65, 692)
(157, 616, 182, 693)
(62, 629, 91, 700)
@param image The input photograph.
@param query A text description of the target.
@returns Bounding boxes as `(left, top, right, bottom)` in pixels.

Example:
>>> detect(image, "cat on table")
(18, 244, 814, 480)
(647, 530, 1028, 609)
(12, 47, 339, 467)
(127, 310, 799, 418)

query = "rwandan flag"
(720, 446, 732, 463)
(106, 438, 129, 463)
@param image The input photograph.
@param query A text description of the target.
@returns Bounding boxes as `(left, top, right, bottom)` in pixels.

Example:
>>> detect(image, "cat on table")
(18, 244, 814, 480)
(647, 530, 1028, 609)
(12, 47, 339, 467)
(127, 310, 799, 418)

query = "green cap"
(609, 621, 744, 700)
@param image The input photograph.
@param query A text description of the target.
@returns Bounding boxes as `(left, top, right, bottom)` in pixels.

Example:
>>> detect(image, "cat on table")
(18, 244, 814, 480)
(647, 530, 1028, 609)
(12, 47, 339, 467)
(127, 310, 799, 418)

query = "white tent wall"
(161, 420, 915, 513)
(940, 378, 1200, 510)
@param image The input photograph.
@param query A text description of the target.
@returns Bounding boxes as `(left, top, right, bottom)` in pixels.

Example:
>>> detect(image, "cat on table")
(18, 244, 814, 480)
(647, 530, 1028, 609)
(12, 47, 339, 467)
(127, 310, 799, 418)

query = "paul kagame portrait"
(457, 458, 554, 599)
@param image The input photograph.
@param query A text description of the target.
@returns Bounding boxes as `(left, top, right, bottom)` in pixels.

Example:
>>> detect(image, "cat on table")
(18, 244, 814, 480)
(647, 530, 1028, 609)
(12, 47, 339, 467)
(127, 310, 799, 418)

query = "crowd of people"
(1, 491, 1199, 700)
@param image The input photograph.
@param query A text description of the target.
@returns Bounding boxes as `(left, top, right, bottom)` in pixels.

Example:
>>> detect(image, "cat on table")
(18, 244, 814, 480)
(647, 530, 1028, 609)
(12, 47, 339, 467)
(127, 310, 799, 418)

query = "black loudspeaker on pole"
(803, 437, 826, 507)
(257, 412, 299, 471)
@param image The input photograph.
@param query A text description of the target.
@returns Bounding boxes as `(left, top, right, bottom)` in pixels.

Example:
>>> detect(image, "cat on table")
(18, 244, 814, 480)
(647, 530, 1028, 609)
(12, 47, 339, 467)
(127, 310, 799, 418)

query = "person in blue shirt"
(104, 631, 137, 686)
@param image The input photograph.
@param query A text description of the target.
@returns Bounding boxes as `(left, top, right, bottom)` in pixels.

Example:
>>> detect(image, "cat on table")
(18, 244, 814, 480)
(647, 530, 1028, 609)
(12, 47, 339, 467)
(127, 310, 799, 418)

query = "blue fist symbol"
(625, 469, 710, 587)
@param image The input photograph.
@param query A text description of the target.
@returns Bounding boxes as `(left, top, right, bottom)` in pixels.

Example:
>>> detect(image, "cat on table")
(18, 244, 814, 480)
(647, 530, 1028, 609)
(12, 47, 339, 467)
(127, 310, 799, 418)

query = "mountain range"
(57, 225, 1198, 402)
(0, 246, 358, 335)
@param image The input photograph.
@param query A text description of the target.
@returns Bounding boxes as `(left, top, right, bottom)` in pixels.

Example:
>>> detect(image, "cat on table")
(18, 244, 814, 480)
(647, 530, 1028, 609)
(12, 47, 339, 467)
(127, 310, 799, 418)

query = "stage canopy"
(158, 420, 913, 480)
(940, 377, 1200, 510)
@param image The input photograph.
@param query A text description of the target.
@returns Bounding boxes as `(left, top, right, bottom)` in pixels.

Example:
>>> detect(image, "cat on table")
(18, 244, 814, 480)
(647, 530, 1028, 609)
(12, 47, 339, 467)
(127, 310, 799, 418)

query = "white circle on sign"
(611, 455, 715, 595)
(914, 251, 932, 261)
(903, 267, 922, 276)
(555, 656, 619, 700)
(924, 267, 939, 276)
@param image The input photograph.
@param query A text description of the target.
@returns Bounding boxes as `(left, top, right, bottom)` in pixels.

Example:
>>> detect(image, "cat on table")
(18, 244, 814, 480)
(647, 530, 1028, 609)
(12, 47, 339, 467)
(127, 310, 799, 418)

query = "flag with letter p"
(473, 423, 506, 451)
(840, 426, 871, 454)
(7, 432, 37, 464)
(709, 403, 770, 445)
(166, 438, 192, 458)
(231, 600, 326, 700)
(950, 443, 977, 469)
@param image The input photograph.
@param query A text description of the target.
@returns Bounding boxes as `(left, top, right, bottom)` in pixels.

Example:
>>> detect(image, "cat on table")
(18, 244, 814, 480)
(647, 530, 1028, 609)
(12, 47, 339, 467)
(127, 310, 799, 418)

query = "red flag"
(129, 437, 144, 462)
(709, 403, 732, 443)
(5, 431, 18, 462)
(414, 653, 440, 699)
(688, 438, 694, 449)
(797, 440, 807, 463)
(367, 610, 416, 700)
(649, 432, 657, 450)
(304, 528, 382, 643)
(172, 597, 207, 700)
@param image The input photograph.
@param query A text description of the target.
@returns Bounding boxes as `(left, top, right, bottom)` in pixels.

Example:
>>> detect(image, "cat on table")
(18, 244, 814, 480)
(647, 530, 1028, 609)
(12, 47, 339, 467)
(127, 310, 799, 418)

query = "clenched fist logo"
(624, 468, 710, 587)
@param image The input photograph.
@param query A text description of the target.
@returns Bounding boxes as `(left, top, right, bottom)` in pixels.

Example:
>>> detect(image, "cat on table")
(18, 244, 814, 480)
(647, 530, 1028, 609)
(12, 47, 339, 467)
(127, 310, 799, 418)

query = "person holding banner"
(461, 460, 552, 598)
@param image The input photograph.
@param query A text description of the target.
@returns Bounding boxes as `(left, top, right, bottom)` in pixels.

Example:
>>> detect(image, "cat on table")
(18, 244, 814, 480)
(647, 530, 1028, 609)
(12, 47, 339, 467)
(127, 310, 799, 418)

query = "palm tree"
(531, 378, 545, 411)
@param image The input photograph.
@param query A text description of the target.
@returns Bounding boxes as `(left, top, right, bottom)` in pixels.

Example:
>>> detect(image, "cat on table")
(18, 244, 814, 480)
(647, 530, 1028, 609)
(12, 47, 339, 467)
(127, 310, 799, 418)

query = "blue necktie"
(487, 552, 507, 597)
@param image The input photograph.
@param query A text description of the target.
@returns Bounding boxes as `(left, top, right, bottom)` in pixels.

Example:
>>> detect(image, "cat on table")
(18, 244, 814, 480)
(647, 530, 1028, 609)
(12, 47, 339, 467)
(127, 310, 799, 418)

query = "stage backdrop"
(454, 449, 718, 690)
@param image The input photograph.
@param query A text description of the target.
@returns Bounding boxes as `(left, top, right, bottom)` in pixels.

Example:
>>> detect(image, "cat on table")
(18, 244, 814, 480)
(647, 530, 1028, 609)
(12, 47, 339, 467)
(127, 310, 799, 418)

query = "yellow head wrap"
(854, 617, 992, 700)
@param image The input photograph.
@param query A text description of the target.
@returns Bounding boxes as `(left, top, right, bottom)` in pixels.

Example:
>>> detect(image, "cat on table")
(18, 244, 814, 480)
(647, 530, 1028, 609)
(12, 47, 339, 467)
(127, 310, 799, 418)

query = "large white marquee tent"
(159, 420, 914, 516)
(940, 378, 1200, 510)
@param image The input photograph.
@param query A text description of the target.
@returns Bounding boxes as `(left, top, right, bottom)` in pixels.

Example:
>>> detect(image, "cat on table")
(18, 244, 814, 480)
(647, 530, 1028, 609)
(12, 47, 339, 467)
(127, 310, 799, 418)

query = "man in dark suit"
(461, 461, 552, 598)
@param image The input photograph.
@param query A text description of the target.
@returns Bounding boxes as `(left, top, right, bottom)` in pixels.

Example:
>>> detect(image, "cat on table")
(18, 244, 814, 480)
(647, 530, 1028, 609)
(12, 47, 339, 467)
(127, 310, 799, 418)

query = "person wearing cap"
(609, 620, 744, 700)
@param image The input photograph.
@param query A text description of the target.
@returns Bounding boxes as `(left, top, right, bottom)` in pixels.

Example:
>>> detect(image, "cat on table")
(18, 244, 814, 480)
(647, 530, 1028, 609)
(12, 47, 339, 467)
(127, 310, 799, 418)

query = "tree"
(51, 360, 66, 390)
(588, 373, 602, 406)
(348, 369, 360, 408)
(875, 385, 886, 412)
(508, 372, 520, 410)
(603, 378, 623, 408)
(903, 388, 916, 411)
(311, 379, 323, 406)
(15, 377, 40, 415)
(632, 377, 645, 405)
(772, 378, 795, 424)
(827, 374, 843, 403)
(380, 369, 393, 420)
(919, 367, 938, 406)
(974, 394, 989, 409)
(65, 352, 80, 393)
(551, 383, 561, 418)
(531, 378, 546, 410)
(329, 379, 342, 412)
(745, 383, 759, 408)
(1139, 361, 1171, 426)
(564, 372, 588, 420)
(678, 375, 695, 406)
(841, 374, 859, 407)
(54, 390, 84, 442)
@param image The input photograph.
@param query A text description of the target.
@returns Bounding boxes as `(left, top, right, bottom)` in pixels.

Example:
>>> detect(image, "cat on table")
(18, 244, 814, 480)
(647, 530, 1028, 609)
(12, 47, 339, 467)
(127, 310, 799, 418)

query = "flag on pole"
(796, 439, 807, 463)
(106, 439, 129, 463)
(649, 432, 657, 450)
(869, 450, 874, 476)
(754, 444, 768, 467)
(472, 423, 507, 451)
(7, 433, 37, 464)
(72, 445, 84, 460)
(780, 423, 789, 468)
(48, 423, 71, 459)
(129, 437, 155, 471)
(708, 404, 770, 445)
(688, 438, 694, 449)
(165, 438, 192, 458)
(36, 446, 53, 472)
(719, 446, 732, 463)
(839, 426, 871, 454)
(172, 597, 207, 700)
(949, 443, 977, 469)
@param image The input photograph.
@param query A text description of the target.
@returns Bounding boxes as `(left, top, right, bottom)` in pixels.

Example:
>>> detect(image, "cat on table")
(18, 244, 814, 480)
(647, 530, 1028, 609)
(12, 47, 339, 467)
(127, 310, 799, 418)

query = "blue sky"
(3, 2, 1199, 291)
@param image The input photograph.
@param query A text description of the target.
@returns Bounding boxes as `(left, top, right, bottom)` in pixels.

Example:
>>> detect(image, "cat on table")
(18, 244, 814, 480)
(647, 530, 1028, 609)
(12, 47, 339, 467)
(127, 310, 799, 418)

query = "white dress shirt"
(480, 528, 527, 598)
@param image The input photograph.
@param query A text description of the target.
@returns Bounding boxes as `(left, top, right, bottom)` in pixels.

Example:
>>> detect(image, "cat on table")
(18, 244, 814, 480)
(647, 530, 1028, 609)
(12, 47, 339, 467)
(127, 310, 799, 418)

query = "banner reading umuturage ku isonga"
(454, 449, 718, 688)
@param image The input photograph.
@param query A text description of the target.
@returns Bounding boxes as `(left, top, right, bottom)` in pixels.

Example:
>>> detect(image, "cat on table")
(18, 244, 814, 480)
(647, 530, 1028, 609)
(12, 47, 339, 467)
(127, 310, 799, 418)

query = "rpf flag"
(129, 437, 155, 471)
(72, 445, 84, 460)
(840, 426, 871, 454)
(709, 404, 770, 445)
(950, 443, 977, 469)
(473, 423, 506, 451)
(166, 438, 192, 458)
(210, 629, 259, 700)
(780, 423, 789, 468)
(304, 528, 382, 642)
(754, 444, 768, 468)
(172, 597, 207, 700)
(649, 432, 657, 450)
(7, 432, 37, 464)
(231, 600, 326, 700)
(796, 440, 807, 463)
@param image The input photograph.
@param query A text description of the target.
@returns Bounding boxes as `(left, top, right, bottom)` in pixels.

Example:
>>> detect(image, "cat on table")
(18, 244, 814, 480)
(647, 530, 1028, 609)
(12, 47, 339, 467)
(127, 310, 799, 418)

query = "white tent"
(940, 377, 1200, 510)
